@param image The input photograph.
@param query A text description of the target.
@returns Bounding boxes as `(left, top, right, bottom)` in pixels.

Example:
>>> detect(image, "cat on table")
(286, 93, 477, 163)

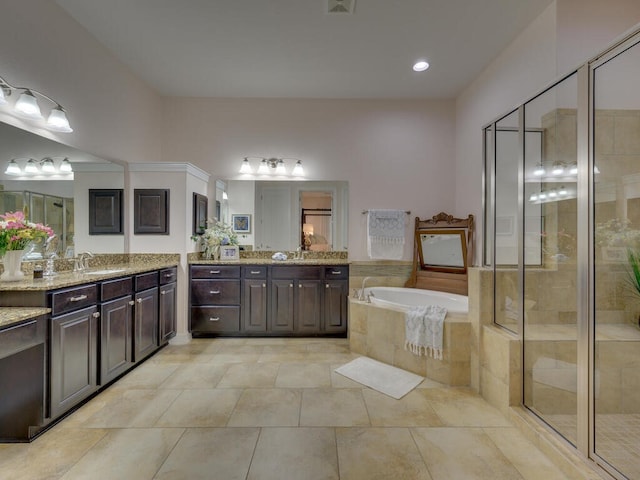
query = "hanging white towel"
(404, 305, 447, 359)
(367, 209, 405, 260)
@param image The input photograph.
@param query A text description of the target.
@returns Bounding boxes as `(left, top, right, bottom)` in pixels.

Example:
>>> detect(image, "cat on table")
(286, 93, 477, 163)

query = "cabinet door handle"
(129, 300, 135, 306)
(69, 294, 88, 302)
(209, 289, 220, 294)
(289, 284, 293, 288)
(136, 298, 143, 304)
(298, 284, 302, 288)
(326, 284, 330, 288)
(209, 317, 220, 322)
(92, 312, 100, 318)
(250, 270, 261, 275)
(210, 270, 221, 274)
(160, 290, 166, 295)
(262, 283, 266, 288)
(330, 271, 342, 275)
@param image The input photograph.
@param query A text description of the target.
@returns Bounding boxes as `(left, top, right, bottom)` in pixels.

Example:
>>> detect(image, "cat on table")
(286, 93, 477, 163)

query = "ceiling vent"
(326, 0, 355, 14)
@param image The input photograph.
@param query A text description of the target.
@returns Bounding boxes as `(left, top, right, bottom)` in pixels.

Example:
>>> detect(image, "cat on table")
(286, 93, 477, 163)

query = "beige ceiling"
(56, 0, 553, 99)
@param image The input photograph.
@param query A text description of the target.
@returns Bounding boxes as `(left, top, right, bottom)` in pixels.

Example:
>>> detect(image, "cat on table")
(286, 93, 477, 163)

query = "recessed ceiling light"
(412, 60, 429, 72)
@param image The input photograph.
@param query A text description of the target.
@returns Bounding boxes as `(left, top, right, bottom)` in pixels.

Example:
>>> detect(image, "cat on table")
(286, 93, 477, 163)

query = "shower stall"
(484, 28, 640, 480)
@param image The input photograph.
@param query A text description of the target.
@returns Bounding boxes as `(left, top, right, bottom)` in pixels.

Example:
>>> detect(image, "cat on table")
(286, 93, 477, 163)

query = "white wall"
(0, 0, 162, 165)
(161, 97, 456, 261)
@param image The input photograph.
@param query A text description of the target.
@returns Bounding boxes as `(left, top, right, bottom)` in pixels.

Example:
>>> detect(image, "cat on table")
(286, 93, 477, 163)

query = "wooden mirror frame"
(405, 212, 474, 295)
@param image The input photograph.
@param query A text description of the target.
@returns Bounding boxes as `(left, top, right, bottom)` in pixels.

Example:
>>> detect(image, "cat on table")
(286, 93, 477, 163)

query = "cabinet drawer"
(324, 266, 349, 279)
(159, 267, 177, 285)
(101, 276, 133, 302)
(135, 271, 159, 291)
(51, 284, 98, 316)
(0, 317, 46, 359)
(191, 306, 240, 332)
(191, 280, 240, 305)
(271, 266, 322, 280)
(242, 266, 267, 279)
(191, 265, 240, 279)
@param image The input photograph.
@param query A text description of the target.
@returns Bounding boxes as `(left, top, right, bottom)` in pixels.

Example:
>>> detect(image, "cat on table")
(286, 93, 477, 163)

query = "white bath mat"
(334, 357, 424, 399)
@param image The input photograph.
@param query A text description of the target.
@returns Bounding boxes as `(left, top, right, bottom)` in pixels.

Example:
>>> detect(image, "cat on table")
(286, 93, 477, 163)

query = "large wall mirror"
(222, 180, 348, 252)
(0, 121, 125, 257)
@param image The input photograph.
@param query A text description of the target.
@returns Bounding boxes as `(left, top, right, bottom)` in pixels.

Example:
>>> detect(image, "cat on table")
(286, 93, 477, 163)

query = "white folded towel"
(367, 209, 405, 260)
(404, 305, 447, 359)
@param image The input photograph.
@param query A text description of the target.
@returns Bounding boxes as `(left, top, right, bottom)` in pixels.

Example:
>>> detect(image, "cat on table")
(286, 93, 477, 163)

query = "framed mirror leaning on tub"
(405, 212, 474, 295)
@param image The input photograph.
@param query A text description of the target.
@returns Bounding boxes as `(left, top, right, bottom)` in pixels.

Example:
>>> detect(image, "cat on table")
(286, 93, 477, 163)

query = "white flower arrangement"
(192, 219, 238, 259)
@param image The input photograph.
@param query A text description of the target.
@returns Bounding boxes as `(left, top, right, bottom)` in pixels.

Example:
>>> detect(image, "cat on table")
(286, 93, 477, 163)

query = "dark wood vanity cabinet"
(0, 316, 46, 441)
(49, 284, 100, 419)
(133, 272, 159, 362)
(159, 267, 178, 344)
(99, 276, 134, 385)
(190, 263, 348, 337)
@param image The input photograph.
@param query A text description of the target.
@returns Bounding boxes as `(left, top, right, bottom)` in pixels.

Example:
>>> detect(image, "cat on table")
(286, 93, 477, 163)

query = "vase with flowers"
(0, 211, 54, 281)
(191, 219, 238, 260)
(626, 249, 640, 329)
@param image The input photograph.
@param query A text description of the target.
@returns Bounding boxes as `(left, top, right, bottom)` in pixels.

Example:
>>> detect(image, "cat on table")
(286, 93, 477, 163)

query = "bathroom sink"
(84, 268, 127, 275)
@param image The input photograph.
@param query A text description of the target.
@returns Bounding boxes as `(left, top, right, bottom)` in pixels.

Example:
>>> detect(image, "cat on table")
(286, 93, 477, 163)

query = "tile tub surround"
(349, 298, 471, 386)
(0, 337, 601, 480)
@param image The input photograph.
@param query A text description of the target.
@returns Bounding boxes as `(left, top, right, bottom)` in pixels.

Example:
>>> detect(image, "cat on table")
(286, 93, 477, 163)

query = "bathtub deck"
(349, 299, 471, 386)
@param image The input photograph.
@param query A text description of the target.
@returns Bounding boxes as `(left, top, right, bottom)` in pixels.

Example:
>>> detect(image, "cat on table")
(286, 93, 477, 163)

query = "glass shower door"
(593, 36, 640, 480)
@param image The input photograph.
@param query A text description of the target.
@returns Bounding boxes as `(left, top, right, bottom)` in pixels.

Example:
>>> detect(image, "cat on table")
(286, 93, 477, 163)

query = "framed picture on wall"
(193, 193, 208, 235)
(232, 214, 251, 233)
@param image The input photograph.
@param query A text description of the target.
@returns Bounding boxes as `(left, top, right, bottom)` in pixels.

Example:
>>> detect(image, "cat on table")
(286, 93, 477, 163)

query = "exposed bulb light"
(5, 159, 20, 175)
(412, 60, 430, 72)
(529, 193, 538, 202)
(292, 160, 304, 176)
(594, 165, 600, 174)
(41, 157, 55, 173)
(15, 90, 43, 119)
(533, 164, 546, 176)
(59, 157, 73, 173)
(239, 157, 253, 174)
(275, 159, 286, 175)
(0, 75, 73, 132)
(569, 163, 578, 175)
(24, 158, 38, 173)
(222, 191, 228, 200)
(548, 189, 557, 198)
(538, 191, 547, 200)
(558, 186, 568, 196)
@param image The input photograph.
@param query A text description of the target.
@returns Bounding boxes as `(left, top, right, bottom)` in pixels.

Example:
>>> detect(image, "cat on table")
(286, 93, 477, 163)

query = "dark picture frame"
(232, 214, 251, 233)
(193, 193, 208, 235)
(133, 188, 170, 235)
(89, 189, 123, 235)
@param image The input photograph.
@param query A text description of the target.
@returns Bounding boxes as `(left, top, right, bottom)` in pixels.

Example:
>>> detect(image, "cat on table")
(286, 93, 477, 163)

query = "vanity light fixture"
(551, 161, 565, 175)
(4, 157, 74, 177)
(533, 163, 546, 176)
(0, 75, 73, 133)
(239, 157, 305, 178)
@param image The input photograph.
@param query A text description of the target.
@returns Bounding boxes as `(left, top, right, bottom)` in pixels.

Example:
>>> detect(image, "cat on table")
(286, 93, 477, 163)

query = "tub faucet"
(358, 277, 373, 301)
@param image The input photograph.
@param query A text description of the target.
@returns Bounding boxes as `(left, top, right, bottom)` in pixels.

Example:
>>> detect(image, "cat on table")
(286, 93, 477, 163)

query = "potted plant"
(626, 248, 640, 329)
(191, 219, 238, 260)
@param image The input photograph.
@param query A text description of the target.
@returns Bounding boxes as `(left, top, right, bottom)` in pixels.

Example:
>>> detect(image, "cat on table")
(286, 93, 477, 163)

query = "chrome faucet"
(358, 276, 373, 301)
(74, 251, 94, 272)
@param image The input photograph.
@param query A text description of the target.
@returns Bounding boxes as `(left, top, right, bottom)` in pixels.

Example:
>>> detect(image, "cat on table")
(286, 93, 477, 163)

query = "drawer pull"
(69, 294, 88, 302)
(250, 270, 261, 275)
(331, 270, 342, 275)
(92, 312, 100, 318)
(164, 272, 175, 278)
(209, 317, 220, 322)
(209, 289, 221, 294)
(210, 270, 221, 274)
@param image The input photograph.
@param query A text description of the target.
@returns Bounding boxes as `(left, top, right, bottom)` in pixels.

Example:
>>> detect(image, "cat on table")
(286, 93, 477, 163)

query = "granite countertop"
(0, 307, 51, 329)
(0, 256, 180, 292)
(189, 258, 349, 265)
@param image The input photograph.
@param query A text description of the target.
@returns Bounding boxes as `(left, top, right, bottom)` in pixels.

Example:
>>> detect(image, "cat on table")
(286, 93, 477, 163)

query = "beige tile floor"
(0, 338, 586, 479)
